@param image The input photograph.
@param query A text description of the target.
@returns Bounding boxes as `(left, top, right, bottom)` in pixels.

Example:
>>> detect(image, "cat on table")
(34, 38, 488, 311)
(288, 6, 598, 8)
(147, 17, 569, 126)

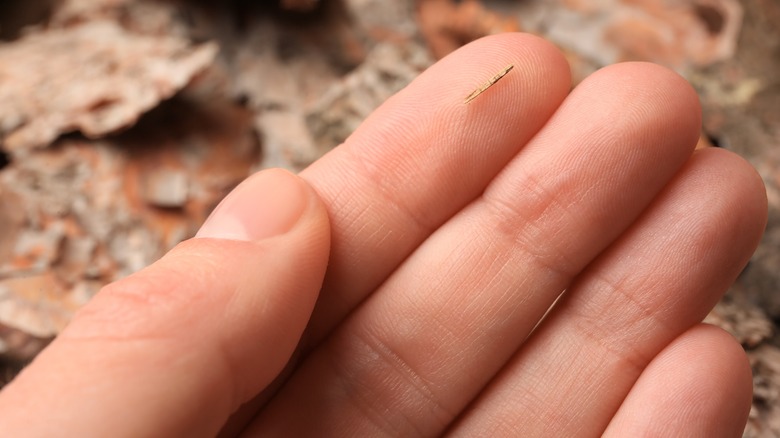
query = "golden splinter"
(464, 64, 514, 104)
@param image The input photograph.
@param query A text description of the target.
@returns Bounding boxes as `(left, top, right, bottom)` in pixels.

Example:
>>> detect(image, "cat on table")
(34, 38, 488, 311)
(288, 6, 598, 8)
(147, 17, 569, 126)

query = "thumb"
(0, 169, 330, 437)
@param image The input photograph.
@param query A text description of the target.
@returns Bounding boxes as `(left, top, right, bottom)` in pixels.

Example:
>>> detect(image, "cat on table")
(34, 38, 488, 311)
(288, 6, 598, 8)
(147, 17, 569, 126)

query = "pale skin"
(0, 33, 767, 437)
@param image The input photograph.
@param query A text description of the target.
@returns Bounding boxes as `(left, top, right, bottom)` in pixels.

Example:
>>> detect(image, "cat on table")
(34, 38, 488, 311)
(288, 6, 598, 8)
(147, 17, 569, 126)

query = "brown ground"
(0, 0, 778, 435)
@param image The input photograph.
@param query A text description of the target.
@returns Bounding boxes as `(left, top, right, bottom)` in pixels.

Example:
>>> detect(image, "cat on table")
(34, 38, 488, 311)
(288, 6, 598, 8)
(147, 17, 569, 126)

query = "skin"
(0, 33, 766, 437)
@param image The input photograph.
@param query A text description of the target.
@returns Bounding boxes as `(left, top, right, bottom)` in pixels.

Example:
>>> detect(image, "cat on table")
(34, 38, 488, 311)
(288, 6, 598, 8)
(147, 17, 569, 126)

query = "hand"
(0, 33, 766, 437)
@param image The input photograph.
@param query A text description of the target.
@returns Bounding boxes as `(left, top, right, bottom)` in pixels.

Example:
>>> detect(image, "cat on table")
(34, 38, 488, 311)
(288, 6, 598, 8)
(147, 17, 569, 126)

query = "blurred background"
(0, 0, 777, 435)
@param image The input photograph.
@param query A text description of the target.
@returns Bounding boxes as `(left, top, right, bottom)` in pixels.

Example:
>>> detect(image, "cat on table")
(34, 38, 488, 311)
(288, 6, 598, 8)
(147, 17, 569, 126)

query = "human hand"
(0, 34, 766, 437)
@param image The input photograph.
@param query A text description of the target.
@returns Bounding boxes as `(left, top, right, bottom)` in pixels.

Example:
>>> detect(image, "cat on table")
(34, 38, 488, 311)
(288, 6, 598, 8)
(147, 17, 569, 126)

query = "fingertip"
(577, 62, 702, 157)
(656, 324, 753, 436)
(605, 323, 752, 437)
(446, 33, 572, 110)
(195, 168, 328, 243)
(592, 62, 701, 115)
(455, 32, 572, 83)
(687, 147, 768, 256)
(707, 147, 769, 230)
(367, 32, 572, 127)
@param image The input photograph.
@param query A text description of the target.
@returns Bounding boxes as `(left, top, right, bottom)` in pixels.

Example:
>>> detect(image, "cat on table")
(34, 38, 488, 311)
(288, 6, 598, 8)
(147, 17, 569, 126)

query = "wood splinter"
(464, 64, 514, 104)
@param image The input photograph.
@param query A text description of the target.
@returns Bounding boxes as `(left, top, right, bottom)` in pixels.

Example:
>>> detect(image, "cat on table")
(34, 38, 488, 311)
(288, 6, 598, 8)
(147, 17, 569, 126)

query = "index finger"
(301, 33, 572, 345)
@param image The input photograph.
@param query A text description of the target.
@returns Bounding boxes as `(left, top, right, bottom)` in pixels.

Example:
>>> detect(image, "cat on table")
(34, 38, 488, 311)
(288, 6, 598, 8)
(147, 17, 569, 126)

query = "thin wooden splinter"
(464, 64, 514, 104)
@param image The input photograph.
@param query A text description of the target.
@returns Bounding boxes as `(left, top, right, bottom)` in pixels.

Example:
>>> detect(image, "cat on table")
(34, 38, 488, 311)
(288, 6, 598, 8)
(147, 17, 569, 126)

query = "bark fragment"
(0, 21, 217, 152)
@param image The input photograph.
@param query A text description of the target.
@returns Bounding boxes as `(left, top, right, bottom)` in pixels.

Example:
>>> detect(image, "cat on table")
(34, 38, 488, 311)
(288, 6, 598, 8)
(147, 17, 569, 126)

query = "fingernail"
(195, 169, 308, 241)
